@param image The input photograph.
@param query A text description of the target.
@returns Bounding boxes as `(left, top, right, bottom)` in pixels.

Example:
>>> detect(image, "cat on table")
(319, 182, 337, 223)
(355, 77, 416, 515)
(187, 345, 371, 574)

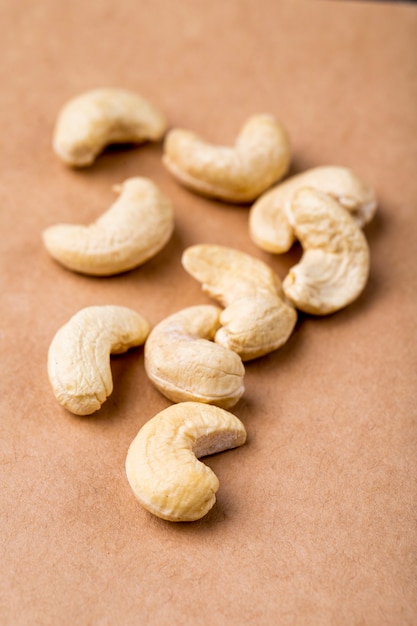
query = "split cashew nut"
(48, 305, 150, 415)
(42, 177, 174, 276)
(125, 402, 247, 522)
(144, 305, 245, 408)
(249, 166, 377, 253)
(182, 244, 297, 360)
(282, 187, 370, 315)
(162, 114, 291, 203)
(53, 88, 167, 167)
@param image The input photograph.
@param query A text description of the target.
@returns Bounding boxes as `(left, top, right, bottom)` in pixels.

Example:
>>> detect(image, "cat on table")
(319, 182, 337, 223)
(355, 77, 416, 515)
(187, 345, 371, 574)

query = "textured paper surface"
(1, 1, 416, 624)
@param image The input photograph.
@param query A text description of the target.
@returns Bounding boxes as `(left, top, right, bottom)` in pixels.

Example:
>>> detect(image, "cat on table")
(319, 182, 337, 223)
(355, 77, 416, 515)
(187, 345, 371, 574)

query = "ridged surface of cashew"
(125, 402, 247, 522)
(182, 244, 297, 360)
(162, 114, 291, 203)
(53, 88, 167, 167)
(42, 177, 174, 276)
(282, 187, 370, 315)
(144, 305, 245, 408)
(249, 166, 377, 253)
(48, 305, 150, 415)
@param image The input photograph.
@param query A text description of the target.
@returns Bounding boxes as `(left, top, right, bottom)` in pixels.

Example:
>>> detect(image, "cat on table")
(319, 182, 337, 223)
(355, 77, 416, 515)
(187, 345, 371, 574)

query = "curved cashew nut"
(125, 402, 247, 522)
(249, 166, 377, 253)
(182, 244, 297, 360)
(53, 88, 167, 167)
(48, 305, 150, 415)
(42, 177, 174, 276)
(162, 114, 291, 203)
(144, 305, 245, 408)
(282, 187, 370, 315)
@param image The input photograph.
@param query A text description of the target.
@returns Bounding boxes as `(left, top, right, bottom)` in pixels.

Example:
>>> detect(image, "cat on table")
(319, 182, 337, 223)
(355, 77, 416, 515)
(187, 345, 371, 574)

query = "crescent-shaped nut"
(282, 187, 370, 315)
(162, 114, 291, 203)
(249, 165, 377, 253)
(42, 177, 174, 276)
(125, 402, 247, 522)
(53, 88, 167, 167)
(144, 305, 245, 408)
(182, 244, 297, 360)
(48, 305, 150, 415)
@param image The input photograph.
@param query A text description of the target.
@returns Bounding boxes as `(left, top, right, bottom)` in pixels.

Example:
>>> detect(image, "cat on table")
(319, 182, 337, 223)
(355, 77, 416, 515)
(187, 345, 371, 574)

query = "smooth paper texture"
(1, 1, 416, 624)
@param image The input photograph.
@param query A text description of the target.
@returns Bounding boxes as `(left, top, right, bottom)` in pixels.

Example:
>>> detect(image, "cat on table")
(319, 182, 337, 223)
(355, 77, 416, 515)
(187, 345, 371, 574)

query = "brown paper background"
(1, 1, 416, 624)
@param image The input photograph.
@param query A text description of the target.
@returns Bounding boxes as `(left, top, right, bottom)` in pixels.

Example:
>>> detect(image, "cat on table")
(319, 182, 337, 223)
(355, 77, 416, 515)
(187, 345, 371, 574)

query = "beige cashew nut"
(144, 305, 245, 408)
(125, 402, 247, 522)
(48, 305, 150, 415)
(162, 114, 291, 203)
(182, 244, 297, 360)
(249, 166, 377, 253)
(53, 88, 167, 167)
(282, 187, 370, 315)
(42, 177, 174, 276)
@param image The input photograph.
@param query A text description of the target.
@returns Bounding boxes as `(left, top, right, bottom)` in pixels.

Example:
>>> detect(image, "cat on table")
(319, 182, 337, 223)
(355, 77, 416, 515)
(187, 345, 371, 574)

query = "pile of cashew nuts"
(45, 87, 376, 522)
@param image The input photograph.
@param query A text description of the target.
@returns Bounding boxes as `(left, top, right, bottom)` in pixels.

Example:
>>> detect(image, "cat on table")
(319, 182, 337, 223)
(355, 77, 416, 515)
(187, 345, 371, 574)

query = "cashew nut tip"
(144, 305, 245, 408)
(125, 402, 247, 522)
(42, 177, 174, 276)
(249, 165, 377, 254)
(48, 305, 150, 415)
(182, 244, 297, 360)
(282, 187, 370, 315)
(216, 293, 297, 361)
(162, 113, 291, 203)
(53, 88, 167, 167)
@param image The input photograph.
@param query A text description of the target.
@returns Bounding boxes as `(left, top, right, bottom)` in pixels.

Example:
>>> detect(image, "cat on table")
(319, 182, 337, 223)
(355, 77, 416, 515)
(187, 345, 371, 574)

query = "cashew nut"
(249, 166, 377, 253)
(42, 177, 174, 276)
(125, 402, 247, 522)
(53, 88, 167, 167)
(144, 305, 245, 408)
(162, 114, 291, 203)
(282, 187, 370, 315)
(182, 244, 297, 360)
(48, 305, 150, 415)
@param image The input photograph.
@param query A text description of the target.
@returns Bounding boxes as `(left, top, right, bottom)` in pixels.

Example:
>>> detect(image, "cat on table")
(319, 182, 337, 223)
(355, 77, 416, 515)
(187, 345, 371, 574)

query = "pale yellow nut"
(249, 165, 377, 253)
(42, 177, 174, 276)
(53, 88, 167, 167)
(182, 243, 281, 304)
(48, 305, 150, 415)
(182, 244, 297, 360)
(282, 187, 370, 315)
(162, 114, 291, 203)
(125, 402, 247, 522)
(144, 305, 245, 408)
(216, 293, 297, 361)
